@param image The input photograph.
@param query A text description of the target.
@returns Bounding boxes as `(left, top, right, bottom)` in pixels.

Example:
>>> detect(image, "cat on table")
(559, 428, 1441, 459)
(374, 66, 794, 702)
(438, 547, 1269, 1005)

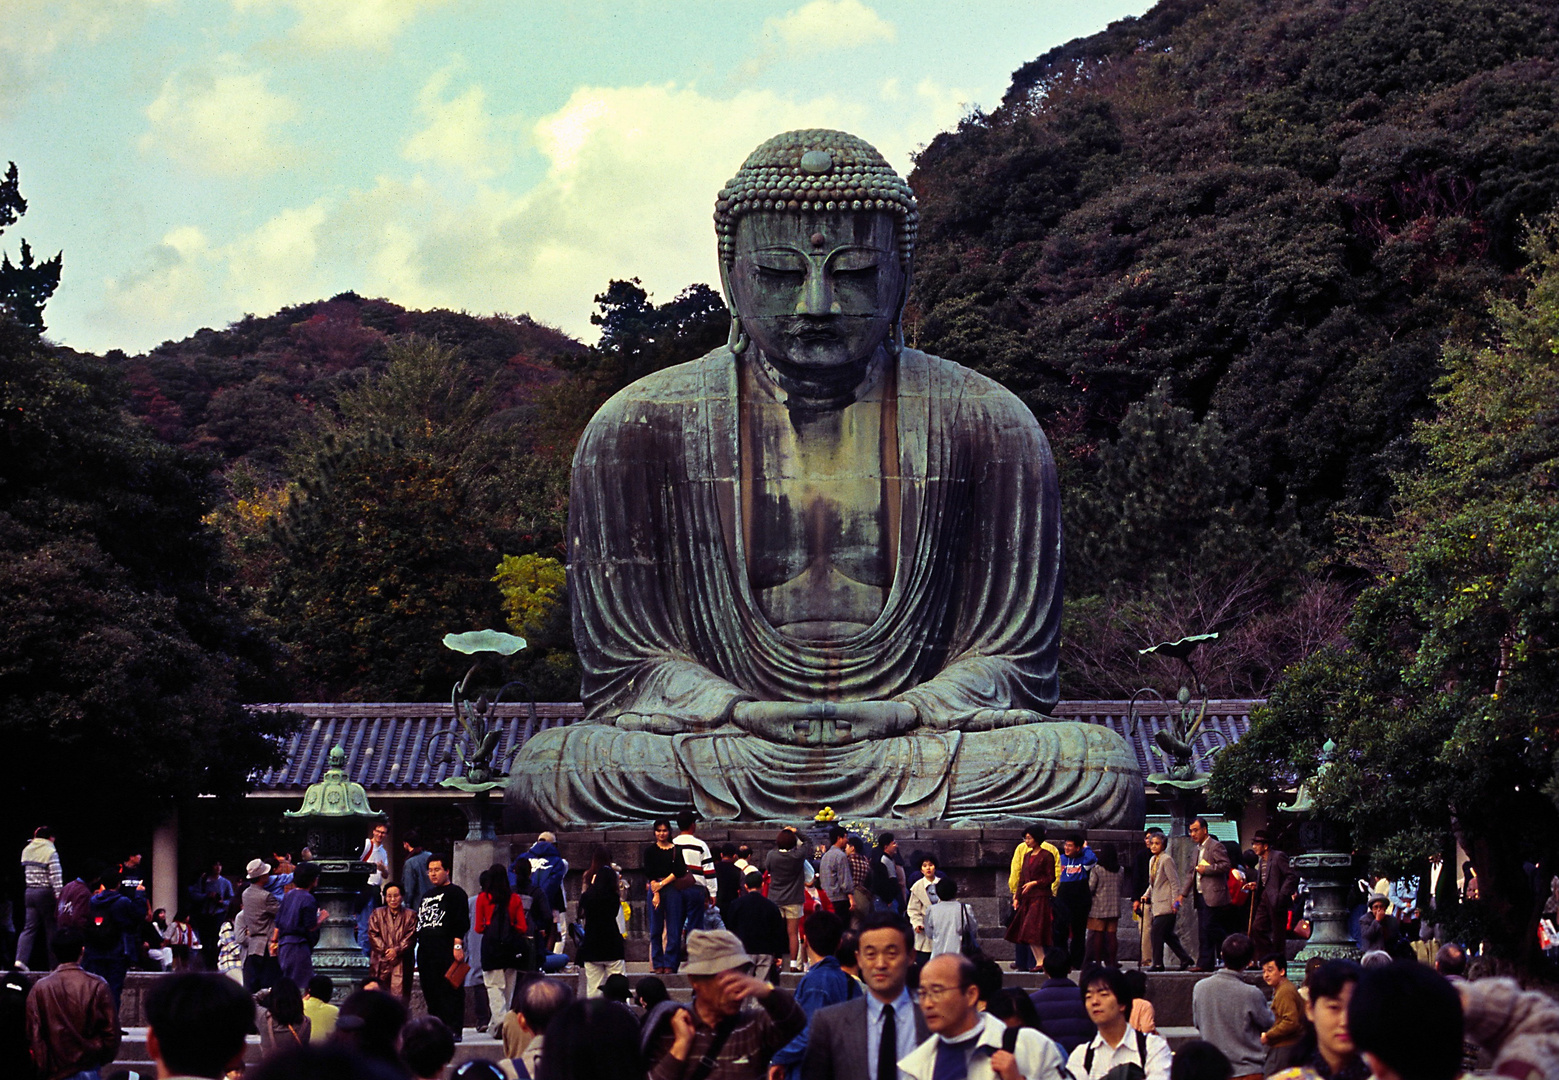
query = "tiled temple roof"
(246, 700, 1261, 793)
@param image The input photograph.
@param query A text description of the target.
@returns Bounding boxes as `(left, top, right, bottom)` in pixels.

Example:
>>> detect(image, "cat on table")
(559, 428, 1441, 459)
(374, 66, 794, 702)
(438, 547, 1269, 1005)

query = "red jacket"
(473, 892, 527, 934)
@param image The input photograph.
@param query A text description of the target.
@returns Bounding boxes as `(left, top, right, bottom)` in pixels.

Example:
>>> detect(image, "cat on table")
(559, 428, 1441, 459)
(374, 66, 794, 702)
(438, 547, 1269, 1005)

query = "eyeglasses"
(912, 984, 965, 1002)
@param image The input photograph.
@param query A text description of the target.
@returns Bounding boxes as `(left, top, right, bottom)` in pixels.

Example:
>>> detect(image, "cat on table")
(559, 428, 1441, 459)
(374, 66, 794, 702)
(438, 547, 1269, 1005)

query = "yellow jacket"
(1009, 840, 1061, 896)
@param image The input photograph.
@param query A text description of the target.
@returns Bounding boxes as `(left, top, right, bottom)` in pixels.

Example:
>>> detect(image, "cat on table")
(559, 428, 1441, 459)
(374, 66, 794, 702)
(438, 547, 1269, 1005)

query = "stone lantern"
(1282, 739, 1359, 972)
(285, 745, 386, 989)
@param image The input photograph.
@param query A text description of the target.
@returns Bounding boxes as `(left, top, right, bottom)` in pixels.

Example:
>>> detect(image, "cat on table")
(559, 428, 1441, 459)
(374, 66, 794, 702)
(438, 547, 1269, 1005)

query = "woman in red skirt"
(1006, 825, 1056, 962)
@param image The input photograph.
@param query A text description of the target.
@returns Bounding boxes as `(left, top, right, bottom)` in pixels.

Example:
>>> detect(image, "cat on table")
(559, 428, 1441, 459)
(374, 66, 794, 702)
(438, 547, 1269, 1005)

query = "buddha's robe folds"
(506, 346, 1143, 827)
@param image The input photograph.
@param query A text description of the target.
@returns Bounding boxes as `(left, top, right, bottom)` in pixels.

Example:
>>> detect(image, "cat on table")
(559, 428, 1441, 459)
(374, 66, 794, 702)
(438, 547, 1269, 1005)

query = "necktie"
(880, 1003, 898, 1080)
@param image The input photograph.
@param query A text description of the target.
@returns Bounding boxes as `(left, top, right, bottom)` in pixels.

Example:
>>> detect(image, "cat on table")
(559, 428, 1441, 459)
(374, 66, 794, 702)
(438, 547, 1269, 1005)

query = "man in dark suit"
(1248, 830, 1297, 959)
(1177, 817, 1232, 971)
(801, 911, 928, 1080)
(1413, 844, 1460, 945)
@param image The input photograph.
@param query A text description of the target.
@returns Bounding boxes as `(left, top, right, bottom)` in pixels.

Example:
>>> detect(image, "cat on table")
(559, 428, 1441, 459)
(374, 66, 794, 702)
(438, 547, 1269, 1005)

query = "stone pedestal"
(1167, 834, 1202, 962)
(309, 859, 374, 989)
(453, 838, 513, 904)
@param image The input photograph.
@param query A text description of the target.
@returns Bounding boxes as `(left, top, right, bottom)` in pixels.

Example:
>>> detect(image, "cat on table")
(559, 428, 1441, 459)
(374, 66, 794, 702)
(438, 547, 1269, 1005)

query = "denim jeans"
(671, 883, 707, 969)
(648, 886, 672, 969)
(356, 888, 378, 956)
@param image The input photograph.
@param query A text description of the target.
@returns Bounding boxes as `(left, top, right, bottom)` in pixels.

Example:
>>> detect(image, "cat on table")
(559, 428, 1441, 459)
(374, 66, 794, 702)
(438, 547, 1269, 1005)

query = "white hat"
(246, 858, 272, 881)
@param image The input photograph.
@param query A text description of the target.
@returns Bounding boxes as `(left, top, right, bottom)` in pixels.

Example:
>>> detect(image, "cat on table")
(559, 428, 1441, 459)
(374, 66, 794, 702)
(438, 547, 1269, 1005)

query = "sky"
(1, 0, 1155, 355)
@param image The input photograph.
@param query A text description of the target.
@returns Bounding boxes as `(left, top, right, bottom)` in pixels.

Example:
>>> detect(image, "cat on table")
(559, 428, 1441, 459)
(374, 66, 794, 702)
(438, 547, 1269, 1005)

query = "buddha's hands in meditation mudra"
(731, 701, 1051, 744)
(612, 701, 1049, 745)
(610, 702, 915, 744)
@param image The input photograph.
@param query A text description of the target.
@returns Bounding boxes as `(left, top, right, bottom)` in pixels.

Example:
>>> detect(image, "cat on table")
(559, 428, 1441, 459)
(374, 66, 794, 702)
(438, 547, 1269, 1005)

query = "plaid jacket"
(648, 989, 806, 1080)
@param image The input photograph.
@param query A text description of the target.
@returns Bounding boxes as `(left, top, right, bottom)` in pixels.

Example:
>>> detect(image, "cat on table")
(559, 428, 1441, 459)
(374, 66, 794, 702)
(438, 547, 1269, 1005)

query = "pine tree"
(0, 163, 61, 337)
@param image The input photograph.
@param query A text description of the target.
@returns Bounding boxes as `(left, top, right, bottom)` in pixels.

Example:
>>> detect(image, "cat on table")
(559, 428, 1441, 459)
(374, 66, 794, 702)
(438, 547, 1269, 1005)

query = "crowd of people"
(19, 920, 1558, 1080)
(9, 819, 1559, 1080)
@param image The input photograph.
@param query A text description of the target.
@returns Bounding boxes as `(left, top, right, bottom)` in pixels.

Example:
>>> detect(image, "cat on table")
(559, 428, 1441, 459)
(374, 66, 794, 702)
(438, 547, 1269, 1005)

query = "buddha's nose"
(796, 268, 842, 316)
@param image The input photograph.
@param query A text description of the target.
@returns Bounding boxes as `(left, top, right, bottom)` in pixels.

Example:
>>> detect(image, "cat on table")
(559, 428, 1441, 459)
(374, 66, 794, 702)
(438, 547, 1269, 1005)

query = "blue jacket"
(275, 888, 321, 947)
(86, 889, 148, 960)
(1057, 848, 1098, 887)
(516, 842, 568, 910)
(1030, 976, 1094, 1055)
(771, 956, 860, 1078)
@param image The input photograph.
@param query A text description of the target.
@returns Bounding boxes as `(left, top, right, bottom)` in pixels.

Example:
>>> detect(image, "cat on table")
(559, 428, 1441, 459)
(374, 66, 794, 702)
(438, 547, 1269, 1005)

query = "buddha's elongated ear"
(717, 260, 748, 355)
(888, 259, 912, 357)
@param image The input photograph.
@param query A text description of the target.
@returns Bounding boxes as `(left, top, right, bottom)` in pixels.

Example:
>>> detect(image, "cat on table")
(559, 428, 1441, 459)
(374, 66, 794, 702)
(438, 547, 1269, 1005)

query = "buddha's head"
(715, 129, 918, 374)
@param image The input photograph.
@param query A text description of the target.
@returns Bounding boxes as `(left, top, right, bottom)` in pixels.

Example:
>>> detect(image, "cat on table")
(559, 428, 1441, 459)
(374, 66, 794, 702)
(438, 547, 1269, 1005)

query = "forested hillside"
(907, 0, 1559, 695)
(26, 0, 1559, 705)
(111, 293, 583, 479)
(88, 281, 726, 702)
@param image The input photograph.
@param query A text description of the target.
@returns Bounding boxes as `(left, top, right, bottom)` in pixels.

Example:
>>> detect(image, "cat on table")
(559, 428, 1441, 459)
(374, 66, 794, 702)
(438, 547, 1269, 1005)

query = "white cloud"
(98, 79, 967, 351)
(0, 0, 167, 114)
(140, 56, 298, 176)
(402, 68, 514, 179)
(763, 0, 896, 51)
(233, 0, 450, 51)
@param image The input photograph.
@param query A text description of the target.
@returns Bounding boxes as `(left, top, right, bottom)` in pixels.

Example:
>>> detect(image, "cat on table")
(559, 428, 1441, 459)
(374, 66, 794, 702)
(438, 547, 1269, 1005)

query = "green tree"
(492, 553, 578, 702)
(0, 163, 62, 338)
(264, 337, 538, 699)
(1210, 221, 1559, 970)
(0, 316, 289, 856)
(911, 0, 1559, 551)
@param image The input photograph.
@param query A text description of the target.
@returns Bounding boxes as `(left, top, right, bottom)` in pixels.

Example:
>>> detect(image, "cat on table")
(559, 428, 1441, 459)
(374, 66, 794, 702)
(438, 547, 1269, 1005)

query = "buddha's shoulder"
(585, 348, 735, 432)
(908, 349, 1044, 437)
(910, 349, 1032, 414)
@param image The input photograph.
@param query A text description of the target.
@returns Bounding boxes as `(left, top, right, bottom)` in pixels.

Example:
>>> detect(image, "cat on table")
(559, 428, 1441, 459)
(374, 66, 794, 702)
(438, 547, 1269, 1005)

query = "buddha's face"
(728, 209, 904, 371)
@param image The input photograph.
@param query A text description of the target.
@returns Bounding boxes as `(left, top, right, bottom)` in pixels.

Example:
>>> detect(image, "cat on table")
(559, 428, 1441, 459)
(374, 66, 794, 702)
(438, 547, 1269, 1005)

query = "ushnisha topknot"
(714, 129, 919, 269)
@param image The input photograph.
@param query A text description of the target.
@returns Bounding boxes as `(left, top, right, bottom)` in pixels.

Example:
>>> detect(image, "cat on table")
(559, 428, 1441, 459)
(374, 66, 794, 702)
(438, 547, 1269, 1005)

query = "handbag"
(445, 956, 471, 987)
(958, 903, 982, 958)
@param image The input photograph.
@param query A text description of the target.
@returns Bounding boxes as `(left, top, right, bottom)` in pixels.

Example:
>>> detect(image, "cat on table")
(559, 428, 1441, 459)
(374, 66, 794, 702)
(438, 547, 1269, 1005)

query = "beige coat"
(1141, 852, 1181, 917)
(1180, 836, 1232, 907)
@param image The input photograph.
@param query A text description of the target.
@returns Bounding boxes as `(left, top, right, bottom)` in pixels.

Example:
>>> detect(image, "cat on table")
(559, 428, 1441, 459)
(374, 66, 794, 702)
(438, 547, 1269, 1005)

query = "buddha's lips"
(778, 318, 844, 341)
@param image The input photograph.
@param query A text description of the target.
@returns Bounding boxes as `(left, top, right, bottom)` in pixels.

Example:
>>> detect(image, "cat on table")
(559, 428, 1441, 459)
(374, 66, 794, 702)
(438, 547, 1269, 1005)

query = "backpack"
(482, 896, 530, 971)
(1083, 1029, 1149, 1080)
(56, 880, 90, 932)
(85, 908, 120, 955)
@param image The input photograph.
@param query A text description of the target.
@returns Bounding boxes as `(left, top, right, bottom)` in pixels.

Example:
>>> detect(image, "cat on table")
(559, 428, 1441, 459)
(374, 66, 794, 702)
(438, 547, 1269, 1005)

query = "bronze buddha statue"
(507, 130, 1142, 828)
